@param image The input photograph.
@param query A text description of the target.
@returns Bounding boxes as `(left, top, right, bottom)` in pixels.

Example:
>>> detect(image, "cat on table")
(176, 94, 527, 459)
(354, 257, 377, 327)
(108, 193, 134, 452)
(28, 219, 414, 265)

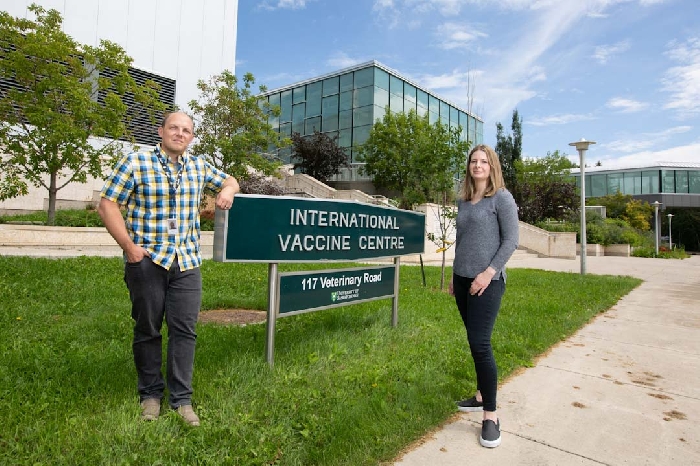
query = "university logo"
(331, 292, 338, 302)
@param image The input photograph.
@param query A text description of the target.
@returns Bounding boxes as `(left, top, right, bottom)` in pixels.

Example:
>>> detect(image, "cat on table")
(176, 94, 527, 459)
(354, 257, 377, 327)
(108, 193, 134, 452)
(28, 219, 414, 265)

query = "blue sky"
(236, 0, 699, 168)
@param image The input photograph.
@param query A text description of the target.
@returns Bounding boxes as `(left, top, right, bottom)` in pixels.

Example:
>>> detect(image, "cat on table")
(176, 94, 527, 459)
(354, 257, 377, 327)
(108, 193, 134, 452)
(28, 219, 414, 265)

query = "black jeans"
(453, 273, 505, 412)
(124, 256, 202, 408)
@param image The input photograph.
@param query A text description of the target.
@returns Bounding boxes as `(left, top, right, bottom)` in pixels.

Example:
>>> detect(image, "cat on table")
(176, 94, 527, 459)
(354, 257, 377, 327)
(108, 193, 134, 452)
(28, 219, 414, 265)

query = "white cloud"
(260, 0, 311, 10)
(606, 97, 649, 113)
(593, 40, 631, 64)
(596, 141, 700, 169)
(603, 126, 693, 153)
(662, 37, 700, 118)
(528, 113, 596, 126)
(435, 22, 488, 50)
(326, 52, 365, 69)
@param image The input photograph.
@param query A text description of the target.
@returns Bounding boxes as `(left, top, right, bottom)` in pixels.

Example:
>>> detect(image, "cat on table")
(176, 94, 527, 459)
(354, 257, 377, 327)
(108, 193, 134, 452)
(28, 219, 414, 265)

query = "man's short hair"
(160, 111, 195, 131)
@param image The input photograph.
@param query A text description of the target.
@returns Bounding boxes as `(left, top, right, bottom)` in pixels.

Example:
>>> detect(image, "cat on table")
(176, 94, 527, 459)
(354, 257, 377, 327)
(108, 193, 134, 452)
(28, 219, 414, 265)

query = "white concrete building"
(1, 0, 238, 214)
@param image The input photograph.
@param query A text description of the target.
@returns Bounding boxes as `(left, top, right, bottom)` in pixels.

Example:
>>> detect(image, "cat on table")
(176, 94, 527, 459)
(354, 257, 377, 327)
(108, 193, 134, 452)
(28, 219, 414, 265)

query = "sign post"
(214, 194, 425, 366)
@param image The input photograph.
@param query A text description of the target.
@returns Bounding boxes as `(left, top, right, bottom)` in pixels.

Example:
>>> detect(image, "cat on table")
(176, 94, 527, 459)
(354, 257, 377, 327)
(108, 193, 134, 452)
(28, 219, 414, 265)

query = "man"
(98, 111, 239, 426)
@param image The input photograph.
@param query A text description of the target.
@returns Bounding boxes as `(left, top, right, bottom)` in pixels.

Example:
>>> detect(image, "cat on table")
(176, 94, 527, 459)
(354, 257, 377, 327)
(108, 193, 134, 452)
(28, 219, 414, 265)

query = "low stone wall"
(575, 243, 630, 257)
(519, 223, 576, 259)
(0, 224, 214, 249)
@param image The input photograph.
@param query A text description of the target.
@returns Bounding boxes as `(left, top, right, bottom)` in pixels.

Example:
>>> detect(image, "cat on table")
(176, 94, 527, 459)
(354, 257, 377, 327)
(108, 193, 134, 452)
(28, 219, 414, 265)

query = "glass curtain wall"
(264, 63, 483, 165)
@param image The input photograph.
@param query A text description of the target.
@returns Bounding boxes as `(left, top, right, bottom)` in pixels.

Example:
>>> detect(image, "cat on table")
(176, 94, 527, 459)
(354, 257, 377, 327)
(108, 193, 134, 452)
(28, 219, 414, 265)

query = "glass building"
(572, 162, 700, 208)
(262, 60, 483, 183)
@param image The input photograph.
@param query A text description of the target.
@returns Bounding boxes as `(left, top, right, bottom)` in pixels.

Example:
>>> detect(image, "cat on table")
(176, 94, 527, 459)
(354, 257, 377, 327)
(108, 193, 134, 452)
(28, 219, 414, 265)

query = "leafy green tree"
(358, 109, 469, 210)
(587, 192, 653, 231)
(290, 130, 348, 182)
(495, 109, 522, 191)
(188, 70, 289, 180)
(514, 151, 578, 223)
(0, 4, 164, 225)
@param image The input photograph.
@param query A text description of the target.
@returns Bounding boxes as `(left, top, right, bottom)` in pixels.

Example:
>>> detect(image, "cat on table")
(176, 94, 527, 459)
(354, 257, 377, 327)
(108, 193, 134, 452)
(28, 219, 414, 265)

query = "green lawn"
(0, 256, 641, 465)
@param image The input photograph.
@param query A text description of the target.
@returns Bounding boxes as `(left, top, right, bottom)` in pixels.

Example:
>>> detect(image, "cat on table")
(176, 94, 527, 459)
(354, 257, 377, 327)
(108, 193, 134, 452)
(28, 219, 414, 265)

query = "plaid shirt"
(101, 144, 228, 271)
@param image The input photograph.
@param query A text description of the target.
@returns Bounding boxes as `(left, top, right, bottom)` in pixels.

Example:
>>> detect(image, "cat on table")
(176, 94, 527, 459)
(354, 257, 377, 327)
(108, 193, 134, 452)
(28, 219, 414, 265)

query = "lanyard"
(157, 150, 183, 212)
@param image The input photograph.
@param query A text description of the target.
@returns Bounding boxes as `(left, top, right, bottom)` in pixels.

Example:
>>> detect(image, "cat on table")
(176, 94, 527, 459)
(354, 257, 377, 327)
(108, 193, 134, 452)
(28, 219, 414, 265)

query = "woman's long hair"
(458, 144, 506, 201)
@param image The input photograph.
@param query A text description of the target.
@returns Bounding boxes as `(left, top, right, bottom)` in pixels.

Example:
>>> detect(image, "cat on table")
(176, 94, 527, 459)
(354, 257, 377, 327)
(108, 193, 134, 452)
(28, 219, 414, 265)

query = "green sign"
(214, 194, 425, 262)
(278, 266, 396, 315)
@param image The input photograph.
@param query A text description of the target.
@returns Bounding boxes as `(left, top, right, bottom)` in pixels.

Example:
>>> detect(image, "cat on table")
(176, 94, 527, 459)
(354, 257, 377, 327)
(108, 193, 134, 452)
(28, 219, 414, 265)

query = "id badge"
(167, 217, 178, 235)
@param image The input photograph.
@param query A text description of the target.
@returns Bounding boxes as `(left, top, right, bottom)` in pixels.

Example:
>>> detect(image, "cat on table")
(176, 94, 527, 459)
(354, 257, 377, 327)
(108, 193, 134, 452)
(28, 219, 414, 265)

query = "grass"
(0, 256, 641, 465)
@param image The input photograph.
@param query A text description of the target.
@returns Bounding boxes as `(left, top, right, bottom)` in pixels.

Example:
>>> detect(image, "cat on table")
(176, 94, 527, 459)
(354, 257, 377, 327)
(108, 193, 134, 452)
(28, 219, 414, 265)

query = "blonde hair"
(458, 144, 506, 201)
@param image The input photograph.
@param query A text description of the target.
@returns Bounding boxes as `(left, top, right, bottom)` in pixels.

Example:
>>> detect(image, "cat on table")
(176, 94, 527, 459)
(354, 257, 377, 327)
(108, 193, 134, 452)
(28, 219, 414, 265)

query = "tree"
(495, 109, 522, 192)
(290, 130, 348, 182)
(188, 70, 289, 181)
(514, 151, 578, 223)
(358, 109, 469, 210)
(0, 4, 164, 224)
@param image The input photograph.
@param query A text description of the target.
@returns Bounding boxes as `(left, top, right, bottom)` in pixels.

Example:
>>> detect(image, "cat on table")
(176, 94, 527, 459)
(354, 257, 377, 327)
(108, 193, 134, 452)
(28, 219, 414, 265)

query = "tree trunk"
(47, 172, 58, 226)
(440, 248, 446, 290)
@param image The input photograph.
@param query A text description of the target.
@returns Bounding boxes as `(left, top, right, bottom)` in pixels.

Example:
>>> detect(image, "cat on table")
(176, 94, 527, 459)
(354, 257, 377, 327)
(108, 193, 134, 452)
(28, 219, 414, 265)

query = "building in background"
(261, 61, 483, 194)
(571, 162, 700, 208)
(0, 0, 238, 214)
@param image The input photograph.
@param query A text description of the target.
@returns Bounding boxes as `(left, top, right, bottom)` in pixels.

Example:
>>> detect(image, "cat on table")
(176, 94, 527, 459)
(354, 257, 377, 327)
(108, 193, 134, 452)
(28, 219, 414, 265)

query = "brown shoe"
(140, 398, 161, 421)
(176, 405, 200, 426)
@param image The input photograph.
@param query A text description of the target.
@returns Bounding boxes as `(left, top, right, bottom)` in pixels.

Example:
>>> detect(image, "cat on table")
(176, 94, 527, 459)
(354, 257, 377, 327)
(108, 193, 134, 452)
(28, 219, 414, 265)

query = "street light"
(668, 213, 674, 249)
(569, 138, 596, 275)
(652, 201, 662, 255)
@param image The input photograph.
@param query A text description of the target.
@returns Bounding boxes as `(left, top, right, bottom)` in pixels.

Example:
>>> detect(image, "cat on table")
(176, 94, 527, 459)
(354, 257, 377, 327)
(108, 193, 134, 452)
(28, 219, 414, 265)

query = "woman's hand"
(469, 267, 496, 296)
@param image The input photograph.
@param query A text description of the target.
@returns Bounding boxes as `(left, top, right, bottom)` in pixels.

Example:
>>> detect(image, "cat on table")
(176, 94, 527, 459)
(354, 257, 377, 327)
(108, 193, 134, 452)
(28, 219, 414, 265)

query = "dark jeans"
(453, 273, 505, 412)
(124, 256, 202, 408)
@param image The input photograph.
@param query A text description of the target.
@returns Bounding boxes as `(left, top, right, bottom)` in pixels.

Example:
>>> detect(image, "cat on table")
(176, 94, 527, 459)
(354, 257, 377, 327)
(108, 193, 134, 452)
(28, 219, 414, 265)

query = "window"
(676, 171, 689, 193)
(353, 125, 372, 148)
(353, 106, 374, 127)
(293, 86, 305, 104)
(428, 95, 439, 115)
(292, 103, 305, 134)
(354, 67, 373, 89)
(305, 116, 321, 134)
(340, 91, 352, 111)
(690, 171, 700, 194)
(322, 95, 339, 132)
(340, 73, 353, 92)
(374, 86, 389, 109)
(623, 172, 641, 195)
(390, 93, 403, 113)
(641, 170, 659, 194)
(417, 89, 428, 110)
(280, 90, 292, 123)
(389, 75, 403, 98)
(267, 93, 280, 129)
(305, 82, 322, 117)
(608, 173, 623, 194)
(404, 83, 416, 104)
(339, 109, 352, 130)
(322, 77, 339, 97)
(662, 170, 675, 193)
(374, 67, 389, 91)
(353, 86, 373, 108)
(590, 174, 607, 197)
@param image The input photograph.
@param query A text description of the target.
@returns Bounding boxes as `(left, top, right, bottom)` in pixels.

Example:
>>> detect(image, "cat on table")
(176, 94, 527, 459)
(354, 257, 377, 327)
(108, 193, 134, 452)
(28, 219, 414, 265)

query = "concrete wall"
(519, 222, 577, 259)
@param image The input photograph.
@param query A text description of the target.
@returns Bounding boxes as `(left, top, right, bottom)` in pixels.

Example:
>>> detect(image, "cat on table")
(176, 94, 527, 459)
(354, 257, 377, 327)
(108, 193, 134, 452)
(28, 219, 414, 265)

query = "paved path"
(393, 255, 700, 465)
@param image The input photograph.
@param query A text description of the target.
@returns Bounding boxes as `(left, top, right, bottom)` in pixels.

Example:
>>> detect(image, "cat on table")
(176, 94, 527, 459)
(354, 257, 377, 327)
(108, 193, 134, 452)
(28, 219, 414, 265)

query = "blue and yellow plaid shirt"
(100, 144, 228, 271)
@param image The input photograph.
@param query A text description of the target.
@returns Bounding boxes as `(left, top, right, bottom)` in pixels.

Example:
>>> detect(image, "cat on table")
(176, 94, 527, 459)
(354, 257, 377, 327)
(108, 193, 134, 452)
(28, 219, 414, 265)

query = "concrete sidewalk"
(393, 255, 700, 465)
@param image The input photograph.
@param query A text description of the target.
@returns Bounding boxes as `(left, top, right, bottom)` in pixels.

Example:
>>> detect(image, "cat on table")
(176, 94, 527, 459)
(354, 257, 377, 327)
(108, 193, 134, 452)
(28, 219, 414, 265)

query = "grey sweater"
(452, 188, 519, 282)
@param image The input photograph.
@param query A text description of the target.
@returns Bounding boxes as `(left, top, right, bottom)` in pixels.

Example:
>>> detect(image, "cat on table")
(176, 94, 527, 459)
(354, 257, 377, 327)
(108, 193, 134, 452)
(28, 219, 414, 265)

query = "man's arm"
(214, 176, 240, 210)
(97, 198, 149, 262)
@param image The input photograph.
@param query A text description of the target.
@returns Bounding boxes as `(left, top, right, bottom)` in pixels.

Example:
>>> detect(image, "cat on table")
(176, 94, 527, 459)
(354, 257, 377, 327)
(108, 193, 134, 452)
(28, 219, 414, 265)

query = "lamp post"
(652, 201, 661, 255)
(569, 138, 596, 275)
(668, 213, 674, 249)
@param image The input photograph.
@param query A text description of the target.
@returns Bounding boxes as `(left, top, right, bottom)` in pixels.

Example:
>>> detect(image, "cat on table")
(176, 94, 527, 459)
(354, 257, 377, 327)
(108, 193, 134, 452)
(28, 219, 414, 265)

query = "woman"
(449, 144, 519, 448)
